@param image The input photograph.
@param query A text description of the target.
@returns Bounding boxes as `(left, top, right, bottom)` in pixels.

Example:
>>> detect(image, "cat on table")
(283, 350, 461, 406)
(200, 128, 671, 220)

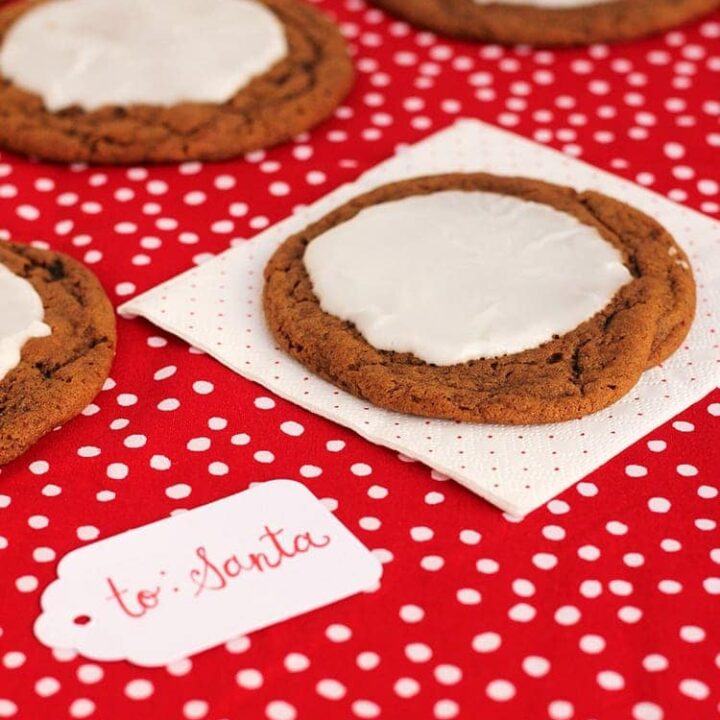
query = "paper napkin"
(120, 120, 720, 516)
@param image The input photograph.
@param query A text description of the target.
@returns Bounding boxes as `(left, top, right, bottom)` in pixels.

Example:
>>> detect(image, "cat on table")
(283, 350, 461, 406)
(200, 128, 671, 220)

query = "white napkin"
(120, 120, 720, 516)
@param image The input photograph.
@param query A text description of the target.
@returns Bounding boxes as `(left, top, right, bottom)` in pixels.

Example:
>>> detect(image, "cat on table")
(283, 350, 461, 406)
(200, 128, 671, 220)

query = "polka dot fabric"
(0, 2, 719, 718)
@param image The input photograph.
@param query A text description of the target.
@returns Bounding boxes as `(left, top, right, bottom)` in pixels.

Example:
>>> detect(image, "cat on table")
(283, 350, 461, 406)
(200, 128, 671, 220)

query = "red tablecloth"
(1, 3, 719, 719)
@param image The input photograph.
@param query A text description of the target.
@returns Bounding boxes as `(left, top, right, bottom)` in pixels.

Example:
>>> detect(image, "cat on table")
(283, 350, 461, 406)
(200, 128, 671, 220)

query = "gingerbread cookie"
(263, 174, 695, 425)
(370, 0, 720, 46)
(0, 242, 116, 464)
(0, 0, 354, 164)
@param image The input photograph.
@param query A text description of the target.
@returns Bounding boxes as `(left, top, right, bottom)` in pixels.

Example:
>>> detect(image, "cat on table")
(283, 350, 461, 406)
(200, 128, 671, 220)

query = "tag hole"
(73, 614, 92, 626)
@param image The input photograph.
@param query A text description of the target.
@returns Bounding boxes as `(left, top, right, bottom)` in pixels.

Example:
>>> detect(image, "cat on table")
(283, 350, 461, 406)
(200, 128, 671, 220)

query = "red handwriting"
(106, 577, 161, 619)
(190, 526, 331, 596)
(104, 526, 332, 617)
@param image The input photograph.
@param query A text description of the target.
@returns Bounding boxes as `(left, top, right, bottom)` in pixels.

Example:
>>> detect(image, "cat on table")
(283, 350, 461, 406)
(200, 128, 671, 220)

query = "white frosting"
(0, 262, 52, 381)
(0, 0, 288, 112)
(473, 0, 614, 7)
(304, 191, 632, 366)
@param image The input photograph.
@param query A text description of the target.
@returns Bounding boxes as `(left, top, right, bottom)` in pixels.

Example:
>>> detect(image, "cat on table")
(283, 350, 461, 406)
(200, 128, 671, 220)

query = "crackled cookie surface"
(370, 0, 720, 46)
(0, 243, 116, 464)
(0, 0, 354, 163)
(263, 174, 695, 424)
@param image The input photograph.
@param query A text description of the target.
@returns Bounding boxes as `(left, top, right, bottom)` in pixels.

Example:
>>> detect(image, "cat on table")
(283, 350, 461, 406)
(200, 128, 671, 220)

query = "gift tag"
(34, 480, 383, 667)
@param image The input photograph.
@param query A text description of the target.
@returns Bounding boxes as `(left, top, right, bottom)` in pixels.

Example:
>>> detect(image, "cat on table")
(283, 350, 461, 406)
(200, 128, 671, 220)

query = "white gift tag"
(34, 480, 383, 667)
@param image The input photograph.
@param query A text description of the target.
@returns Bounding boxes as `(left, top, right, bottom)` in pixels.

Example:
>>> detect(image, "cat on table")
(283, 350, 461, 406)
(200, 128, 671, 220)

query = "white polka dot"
(254, 396, 276, 410)
(106, 463, 129, 480)
(399, 604, 424, 623)
(548, 700, 574, 720)
(676, 464, 698, 476)
(579, 579, 603, 598)
(209, 462, 229, 476)
(29, 460, 49, 475)
(459, 529, 481, 544)
(421, 555, 445, 571)
(77, 526, 99, 541)
(643, 654, 669, 672)
(2, 652, 25, 669)
(606, 520, 628, 535)
(472, 632, 501, 653)
(15, 575, 38, 592)
(316, 678, 346, 700)
(508, 603, 536, 622)
(554, 605, 581, 625)
(678, 678, 709, 700)
(632, 702, 664, 720)
(77, 664, 103, 684)
(512, 578, 535, 597)
(618, 606, 643, 623)
(35, 677, 61, 697)
(166, 658, 192, 676)
(576, 482, 598, 497)
(284, 653, 310, 672)
(254, 450, 275, 464)
(351, 463, 372, 476)
(625, 464, 647, 477)
(648, 497, 671, 513)
(624, 552, 645, 567)
(28, 515, 49, 529)
(183, 700, 209, 719)
(578, 544, 601, 561)
(299, 464, 322, 479)
(326, 624, 352, 642)
(434, 664, 462, 685)
(597, 670, 625, 690)
(579, 634, 606, 654)
(150, 455, 172, 471)
(356, 651, 380, 670)
(187, 437, 211, 452)
(522, 655, 550, 677)
(236, 669, 264, 690)
(367, 485, 388, 499)
(69, 699, 95, 718)
(433, 699, 459, 719)
(486, 679, 515, 702)
(124, 679, 154, 700)
(394, 678, 420, 698)
(425, 491, 445, 505)
(679, 625, 705, 643)
(351, 700, 380, 718)
(165, 484, 192, 500)
(405, 642, 432, 662)
(457, 588, 481, 605)
(532, 552, 558, 570)
(224, 636, 251, 654)
(280, 421, 304, 436)
(123, 434, 147, 449)
(193, 381, 214, 395)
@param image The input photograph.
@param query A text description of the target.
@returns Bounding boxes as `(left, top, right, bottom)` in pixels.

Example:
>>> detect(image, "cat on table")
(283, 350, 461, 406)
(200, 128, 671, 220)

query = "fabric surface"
(0, 1, 719, 719)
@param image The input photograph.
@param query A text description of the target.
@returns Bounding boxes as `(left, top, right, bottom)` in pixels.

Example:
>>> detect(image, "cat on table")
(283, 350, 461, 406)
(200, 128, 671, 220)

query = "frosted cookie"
(263, 174, 695, 425)
(369, 0, 720, 46)
(0, 0, 354, 163)
(0, 243, 116, 464)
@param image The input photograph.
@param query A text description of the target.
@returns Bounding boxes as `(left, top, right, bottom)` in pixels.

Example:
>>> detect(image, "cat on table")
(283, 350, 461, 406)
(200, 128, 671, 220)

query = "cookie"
(263, 174, 696, 425)
(0, 0, 354, 164)
(0, 242, 116, 464)
(370, 0, 720, 46)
